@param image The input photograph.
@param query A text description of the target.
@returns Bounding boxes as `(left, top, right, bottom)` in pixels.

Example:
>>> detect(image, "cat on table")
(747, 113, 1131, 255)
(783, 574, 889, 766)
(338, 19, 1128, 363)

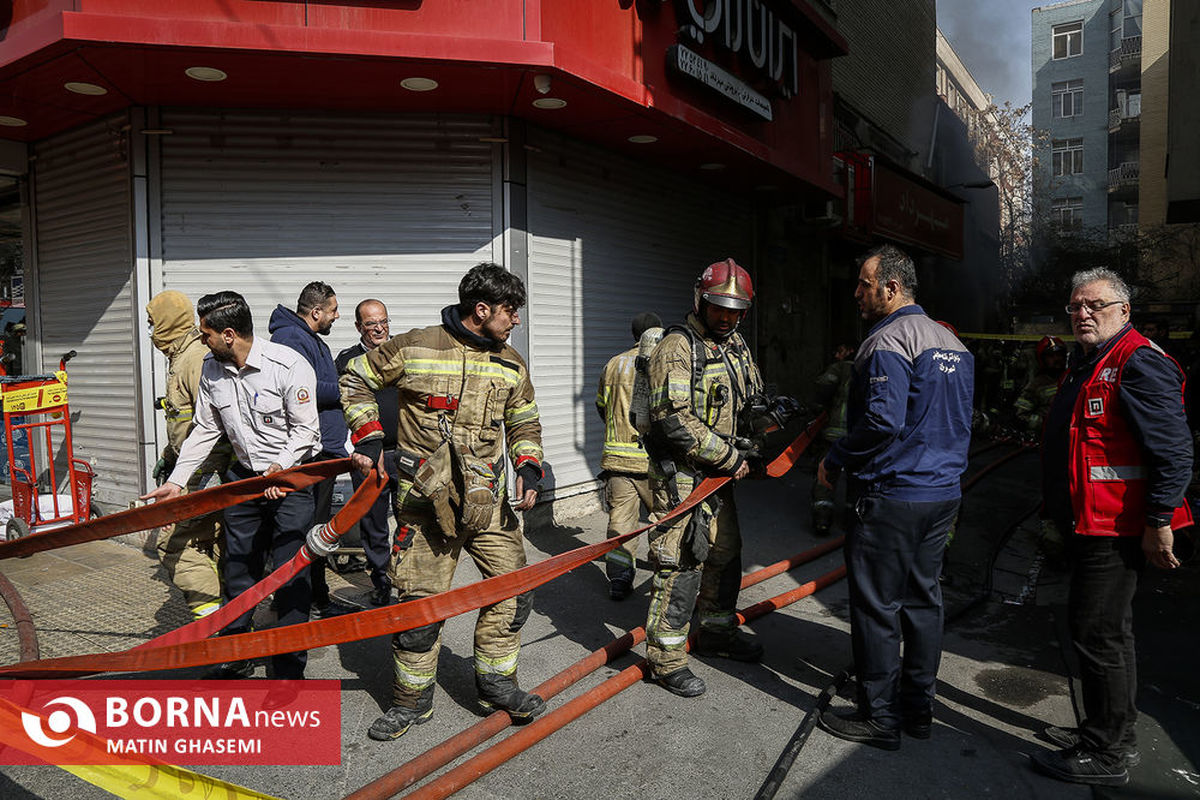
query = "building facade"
(0, 1, 845, 510)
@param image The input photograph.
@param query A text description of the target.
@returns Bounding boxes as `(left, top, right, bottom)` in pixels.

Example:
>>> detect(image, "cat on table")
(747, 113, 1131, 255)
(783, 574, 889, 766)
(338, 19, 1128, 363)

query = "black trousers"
(223, 466, 315, 679)
(350, 448, 399, 592)
(845, 493, 960, 729)
(309, 450, 343, 605)
(1067, 533, 1144, 761)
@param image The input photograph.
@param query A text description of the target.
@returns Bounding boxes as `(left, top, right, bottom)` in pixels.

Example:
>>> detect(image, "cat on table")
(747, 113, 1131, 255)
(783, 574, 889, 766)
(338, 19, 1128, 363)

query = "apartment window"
(1052, 138, 1084, 176)
(1052, 79, 1084, 118)
(1053, 21, 1083, 59)
(1053, 197, 1084, 231)
(1123, 0, 1142, 37)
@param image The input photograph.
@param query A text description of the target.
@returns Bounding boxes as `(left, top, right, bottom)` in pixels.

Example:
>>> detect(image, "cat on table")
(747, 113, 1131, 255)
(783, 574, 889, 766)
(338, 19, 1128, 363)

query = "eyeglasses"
(1065, 299, 1124, 315)
(360, 319, 389, 330)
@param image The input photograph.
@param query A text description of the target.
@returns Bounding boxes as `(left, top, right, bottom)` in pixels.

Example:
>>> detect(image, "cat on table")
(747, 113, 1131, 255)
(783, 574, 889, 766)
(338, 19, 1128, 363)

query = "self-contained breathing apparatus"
(634, 322, 799, 511)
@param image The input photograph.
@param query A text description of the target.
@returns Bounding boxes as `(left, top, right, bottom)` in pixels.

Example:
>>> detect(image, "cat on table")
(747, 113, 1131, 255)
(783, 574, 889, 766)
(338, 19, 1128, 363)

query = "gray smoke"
(938, 0, 1043, 107)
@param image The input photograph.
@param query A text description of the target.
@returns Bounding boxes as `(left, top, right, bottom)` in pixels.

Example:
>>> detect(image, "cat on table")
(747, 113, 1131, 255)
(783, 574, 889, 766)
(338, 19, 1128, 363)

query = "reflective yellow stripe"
(505, 400, 539, 426)
(602, 441, 645, 457)
(474, 651, 519, 676)
(343, 400, 378, 431)
(405, 358, 520, 385)
(396, 664, 437, 690)
(347, 353, 385, 391)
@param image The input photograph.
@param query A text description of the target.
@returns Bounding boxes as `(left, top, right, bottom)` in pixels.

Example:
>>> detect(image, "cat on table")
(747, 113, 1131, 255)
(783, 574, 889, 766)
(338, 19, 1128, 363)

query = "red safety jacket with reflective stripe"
(1068, 327, 1194, 537)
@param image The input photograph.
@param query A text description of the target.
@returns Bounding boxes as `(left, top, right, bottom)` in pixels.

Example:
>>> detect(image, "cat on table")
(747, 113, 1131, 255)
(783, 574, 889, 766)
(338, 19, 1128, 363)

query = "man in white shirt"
(143, 290, 321, 679)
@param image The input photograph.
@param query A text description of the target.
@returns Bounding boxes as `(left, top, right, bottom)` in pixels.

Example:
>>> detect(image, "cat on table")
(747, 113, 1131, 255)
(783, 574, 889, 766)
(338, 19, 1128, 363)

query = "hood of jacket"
(146, 291, 196, 354)
(268, 304, 317, 339)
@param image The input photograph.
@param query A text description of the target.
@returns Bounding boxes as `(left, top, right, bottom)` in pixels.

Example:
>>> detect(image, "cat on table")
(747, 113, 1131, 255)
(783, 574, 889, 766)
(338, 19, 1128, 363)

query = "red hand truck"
(1, 350, 94, 541)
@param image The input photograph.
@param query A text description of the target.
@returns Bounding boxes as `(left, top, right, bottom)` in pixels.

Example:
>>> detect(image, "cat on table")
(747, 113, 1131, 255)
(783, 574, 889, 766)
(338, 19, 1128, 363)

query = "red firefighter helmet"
(694, 258, 754, 313)
(1036, 335, 1066, 366)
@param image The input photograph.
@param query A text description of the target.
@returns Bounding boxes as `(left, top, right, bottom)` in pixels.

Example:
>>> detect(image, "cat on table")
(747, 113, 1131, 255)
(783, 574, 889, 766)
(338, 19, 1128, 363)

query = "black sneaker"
(1030, 745, 1129, 786)
(609, 579, 633, 601)
(367, 704, 434, 741)
(694, 629, 764, 662)
(654, 667, 706, 698)
(817, 710, 901, 751)
(1039, 726, 1140, 767)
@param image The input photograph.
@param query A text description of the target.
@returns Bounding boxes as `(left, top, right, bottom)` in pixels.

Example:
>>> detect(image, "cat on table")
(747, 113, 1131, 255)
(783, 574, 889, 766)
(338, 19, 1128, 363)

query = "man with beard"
(142, 291, 320, 679)
(642, 258, 765, 698)
(340, 262, 545, 740)
(816, 244, 973, 750)
(269, 281, 352, 617)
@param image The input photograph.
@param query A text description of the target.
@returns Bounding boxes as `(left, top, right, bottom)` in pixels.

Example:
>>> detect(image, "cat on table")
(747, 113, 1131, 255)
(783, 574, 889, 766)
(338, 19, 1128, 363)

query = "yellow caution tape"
(61, 763, 281, 800)
(1, 380, 69, 413)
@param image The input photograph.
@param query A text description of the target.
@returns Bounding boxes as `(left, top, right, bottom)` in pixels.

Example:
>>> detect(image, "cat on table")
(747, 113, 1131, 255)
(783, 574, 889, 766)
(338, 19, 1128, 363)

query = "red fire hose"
(345, 537, 846, 800)
(399, 567, 848, 800)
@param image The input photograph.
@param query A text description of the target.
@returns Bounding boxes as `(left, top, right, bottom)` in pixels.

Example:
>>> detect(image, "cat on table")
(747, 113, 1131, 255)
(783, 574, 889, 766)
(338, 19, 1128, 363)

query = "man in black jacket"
(269, 281, 352, 617)
(335, 299, 400, 606)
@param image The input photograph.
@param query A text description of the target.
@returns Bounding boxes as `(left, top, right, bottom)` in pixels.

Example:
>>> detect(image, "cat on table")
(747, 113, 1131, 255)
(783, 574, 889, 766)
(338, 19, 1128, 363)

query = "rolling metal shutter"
(32, 117, 139, 506)
(157, 110, 497, 357)
(526, 128, 754, 498)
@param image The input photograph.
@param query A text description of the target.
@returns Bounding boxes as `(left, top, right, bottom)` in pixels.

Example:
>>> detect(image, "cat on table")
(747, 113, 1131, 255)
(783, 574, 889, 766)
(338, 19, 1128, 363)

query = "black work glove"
(516, 462, 541, 495)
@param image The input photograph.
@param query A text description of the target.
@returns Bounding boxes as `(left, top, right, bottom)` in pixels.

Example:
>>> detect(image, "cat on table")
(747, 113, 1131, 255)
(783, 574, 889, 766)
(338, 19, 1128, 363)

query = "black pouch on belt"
(683, 496, 720, 564)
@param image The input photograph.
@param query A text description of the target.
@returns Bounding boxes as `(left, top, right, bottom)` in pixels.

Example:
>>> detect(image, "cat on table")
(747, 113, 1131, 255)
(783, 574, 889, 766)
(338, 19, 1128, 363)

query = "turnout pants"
(603, 472, 653, 584)
(845, 493, 959, 729)
(645, 478, 742, 677)
(222, 464, 315, 680)
(157, 460, 229, 618)
(387, 502, 532, 708)
(1067, 533, 1144, 762)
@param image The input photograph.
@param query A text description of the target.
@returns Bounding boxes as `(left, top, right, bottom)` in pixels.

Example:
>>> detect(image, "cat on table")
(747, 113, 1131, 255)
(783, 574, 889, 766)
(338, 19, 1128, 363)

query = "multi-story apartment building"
(1032, 0, 1145, 236)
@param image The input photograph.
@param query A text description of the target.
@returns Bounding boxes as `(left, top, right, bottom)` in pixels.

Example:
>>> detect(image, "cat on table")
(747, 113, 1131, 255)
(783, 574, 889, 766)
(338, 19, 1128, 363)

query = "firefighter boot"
(694, 627, 764, 662)
(476, 673, 546, 723)
(655, 667, 706, 698)
(367, 685, 435, 741)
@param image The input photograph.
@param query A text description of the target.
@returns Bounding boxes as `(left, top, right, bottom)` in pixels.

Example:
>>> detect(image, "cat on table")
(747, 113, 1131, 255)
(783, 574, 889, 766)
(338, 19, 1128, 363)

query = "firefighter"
(643, 258, 765, 698)
(145, 290, 234, 618)
(341, 262, 546, 741)
(1014, 335, 1067, 433)
(810, 342, 855, 535)
(596, 311, 662, 600)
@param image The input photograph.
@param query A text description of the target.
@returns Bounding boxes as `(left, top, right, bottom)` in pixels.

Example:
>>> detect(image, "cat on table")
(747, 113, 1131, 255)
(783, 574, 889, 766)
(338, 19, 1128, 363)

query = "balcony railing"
(1108, 161, 1140, 192)
(1108, 107, 1141, 133)
(1110, 36, 1142, 71)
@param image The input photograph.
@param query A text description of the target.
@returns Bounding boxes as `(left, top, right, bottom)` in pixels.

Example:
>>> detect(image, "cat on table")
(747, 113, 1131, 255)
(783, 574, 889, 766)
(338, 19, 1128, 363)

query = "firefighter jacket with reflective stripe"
(1067, 327, 1193, 537)
(648, 312, 762, 477)
(596, 345, 649, 474)
(339, 322, 543, 515)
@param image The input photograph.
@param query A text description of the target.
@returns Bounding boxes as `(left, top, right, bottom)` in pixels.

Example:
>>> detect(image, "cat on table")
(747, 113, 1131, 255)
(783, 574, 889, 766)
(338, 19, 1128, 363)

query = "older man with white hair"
(1032, 267, 1193, 787)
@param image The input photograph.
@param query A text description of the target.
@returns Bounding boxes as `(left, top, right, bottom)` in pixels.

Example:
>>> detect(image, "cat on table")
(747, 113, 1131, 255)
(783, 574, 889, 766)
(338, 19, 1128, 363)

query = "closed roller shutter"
(158, 110, 497, 357)
(33, 117, 138, 505)
(526, 128, 754, 498)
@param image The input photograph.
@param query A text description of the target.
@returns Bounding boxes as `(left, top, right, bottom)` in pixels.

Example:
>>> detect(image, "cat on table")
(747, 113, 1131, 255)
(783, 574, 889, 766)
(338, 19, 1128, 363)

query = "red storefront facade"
(0, 1, 846, 506)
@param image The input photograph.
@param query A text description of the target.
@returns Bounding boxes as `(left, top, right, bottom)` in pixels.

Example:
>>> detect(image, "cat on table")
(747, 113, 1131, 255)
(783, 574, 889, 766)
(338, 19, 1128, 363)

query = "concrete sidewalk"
(1, 451, 1198, 799)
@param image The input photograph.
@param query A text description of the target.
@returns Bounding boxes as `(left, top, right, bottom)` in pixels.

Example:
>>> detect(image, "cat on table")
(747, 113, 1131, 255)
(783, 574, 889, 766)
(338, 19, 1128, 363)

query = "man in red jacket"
(1033, 268, 1193, 787)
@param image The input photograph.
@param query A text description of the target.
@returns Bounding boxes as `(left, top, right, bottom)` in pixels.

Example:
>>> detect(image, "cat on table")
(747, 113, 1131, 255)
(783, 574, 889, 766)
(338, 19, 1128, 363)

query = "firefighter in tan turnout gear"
(340, 263, 546, 741)
(596, 311, 662, 600)
(146, 290, 234, 618)
(644, 258, 766, 698)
